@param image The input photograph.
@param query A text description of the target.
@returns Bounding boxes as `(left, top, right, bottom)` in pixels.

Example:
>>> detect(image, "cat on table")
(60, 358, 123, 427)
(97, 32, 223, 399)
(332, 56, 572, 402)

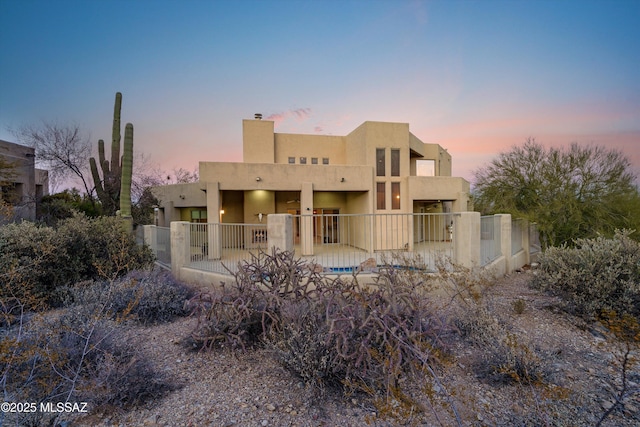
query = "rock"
(265, 403, 276, 411)
(357, 257, 377, 272)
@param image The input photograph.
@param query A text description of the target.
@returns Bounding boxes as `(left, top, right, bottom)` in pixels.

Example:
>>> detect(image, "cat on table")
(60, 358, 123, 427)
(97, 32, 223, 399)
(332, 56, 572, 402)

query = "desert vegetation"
(2, 218, 638, 426)
(0, 216, 193, 427)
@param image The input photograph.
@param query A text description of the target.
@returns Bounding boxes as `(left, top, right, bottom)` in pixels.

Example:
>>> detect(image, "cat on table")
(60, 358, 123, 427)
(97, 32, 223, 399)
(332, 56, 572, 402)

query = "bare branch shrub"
(188, 249, 462, 425)
(67, 269, 193, 325)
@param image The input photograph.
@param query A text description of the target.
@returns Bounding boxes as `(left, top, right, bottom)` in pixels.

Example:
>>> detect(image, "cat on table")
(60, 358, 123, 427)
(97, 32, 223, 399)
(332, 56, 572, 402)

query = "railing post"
(300, 182, 314, 256)
(268, 214, 294, 253)
(170, 221, 191, 280)
(495, 214, 512, 274)
(454, 212, 480, 268)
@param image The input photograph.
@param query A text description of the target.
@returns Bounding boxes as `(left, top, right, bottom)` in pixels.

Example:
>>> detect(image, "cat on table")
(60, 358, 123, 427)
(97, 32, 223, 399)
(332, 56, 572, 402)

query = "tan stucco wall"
(199, 162, 373, 192)
(1, 140, 49, 222)
(242, 119, 275, 163)
(153, 119, 471, 227)
(274, 133, 346, 165)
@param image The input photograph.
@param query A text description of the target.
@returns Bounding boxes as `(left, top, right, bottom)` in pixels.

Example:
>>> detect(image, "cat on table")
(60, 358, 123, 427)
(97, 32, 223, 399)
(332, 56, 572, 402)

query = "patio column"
(206, 182, 222, 260)
(170, 221, 191, 280)
(495, 214, 512, 274)
(268, 214, 293, 253)
(300, 182, 314, 256)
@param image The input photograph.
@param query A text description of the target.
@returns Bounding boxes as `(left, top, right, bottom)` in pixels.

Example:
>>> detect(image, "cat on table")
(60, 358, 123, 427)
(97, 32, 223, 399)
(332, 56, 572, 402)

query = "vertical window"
(391, 149, 400, 176)
(391, 183, 400, 209)
(288, 157, 295, 164)
(376, 182, 386, 210)
(323, 157, 329, 165)
(300, 157, 307, 164)
(376, 148, 385, 176)
(311, 157, 318, 164)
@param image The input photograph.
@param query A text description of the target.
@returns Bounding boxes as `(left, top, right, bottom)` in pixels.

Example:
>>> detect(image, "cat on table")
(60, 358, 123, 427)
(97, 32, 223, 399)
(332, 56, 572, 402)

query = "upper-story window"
(376, 148, 385, 176)
(391, 182, 400, 209)
(288, 157, 295, 164)
(416, 159, 435, 176)
(391, 149, 400, 176)
(300, 157, 307, 164)
(322, 157, 329, 165)
(376, 182, 386, 210)
(311, 157, 318, 164)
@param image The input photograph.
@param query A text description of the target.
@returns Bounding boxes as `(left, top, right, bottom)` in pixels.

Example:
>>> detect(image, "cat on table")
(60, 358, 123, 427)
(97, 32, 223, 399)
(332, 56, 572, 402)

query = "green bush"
(531, 230, 640, 321)
(0, 213, 154, 308)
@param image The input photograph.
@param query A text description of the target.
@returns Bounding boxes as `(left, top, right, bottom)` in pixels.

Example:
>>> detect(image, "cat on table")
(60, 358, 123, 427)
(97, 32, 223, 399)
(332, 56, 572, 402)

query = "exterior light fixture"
(258, 213, 263, 222)
(256, 177, 261, 181)
(341, 177, 345, 182)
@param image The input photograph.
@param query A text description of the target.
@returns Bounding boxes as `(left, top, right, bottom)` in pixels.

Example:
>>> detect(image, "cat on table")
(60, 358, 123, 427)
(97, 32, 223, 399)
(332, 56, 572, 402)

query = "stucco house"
(153, 116, 470, 238)
(0, 140, 49, 222)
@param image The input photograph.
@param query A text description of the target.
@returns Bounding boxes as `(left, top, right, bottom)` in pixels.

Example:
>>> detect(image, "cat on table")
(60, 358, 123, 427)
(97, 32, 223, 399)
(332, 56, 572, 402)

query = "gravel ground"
(64, 271, 638, 427)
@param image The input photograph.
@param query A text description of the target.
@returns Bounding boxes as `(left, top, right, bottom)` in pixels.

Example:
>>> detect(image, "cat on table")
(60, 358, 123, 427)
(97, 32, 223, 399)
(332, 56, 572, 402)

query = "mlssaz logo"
(40, 402, 89, 413)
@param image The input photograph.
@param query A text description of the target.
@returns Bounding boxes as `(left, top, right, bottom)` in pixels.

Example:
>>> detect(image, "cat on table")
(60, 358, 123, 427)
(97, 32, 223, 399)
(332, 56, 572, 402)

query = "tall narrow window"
(391, 149, 400, 176)
(376, 148, 385, 176)
(391, 182, 400, 209)
(376, 182, 386, 210)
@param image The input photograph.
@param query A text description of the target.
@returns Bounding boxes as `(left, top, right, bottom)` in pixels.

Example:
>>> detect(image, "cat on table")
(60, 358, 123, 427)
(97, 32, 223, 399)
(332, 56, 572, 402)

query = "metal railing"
(511, 218, 524, 256)
(187, 223, 268, 273)
(292, 213, 457, 273)
(146, 226, 171, 267)
(480, 215, 501, 266)
(529, 222, 541, 254)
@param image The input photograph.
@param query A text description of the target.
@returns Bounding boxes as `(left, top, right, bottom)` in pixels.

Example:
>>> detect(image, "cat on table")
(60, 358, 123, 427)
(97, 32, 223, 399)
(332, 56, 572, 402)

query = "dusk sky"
(1, 0, 639, 188)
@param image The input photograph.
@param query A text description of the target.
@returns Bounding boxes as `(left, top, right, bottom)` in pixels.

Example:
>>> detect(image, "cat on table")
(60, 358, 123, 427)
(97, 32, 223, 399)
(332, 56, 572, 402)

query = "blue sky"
(1, 0, 639, 187)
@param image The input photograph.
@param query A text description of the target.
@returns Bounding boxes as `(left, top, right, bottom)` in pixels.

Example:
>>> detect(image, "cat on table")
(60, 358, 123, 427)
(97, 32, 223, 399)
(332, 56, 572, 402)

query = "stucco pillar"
(170, 221, 191, 280)
(496, 214, 512, 274)
(143, 225, 156, 248)
(268, 214, 293, 253)
(206, 182, 222, 260)
(453, 212, 480, 268)
(300, 182, 314, 256)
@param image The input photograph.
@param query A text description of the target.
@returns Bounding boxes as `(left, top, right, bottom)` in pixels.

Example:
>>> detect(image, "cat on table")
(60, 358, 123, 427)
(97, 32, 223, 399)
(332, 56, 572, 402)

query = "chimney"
(254, 113, 262, 120)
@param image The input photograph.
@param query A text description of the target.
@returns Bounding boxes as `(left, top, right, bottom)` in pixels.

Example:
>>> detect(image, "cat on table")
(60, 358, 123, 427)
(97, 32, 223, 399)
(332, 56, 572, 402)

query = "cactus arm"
(97, 139, 109, 174)
(111, 92, 122, 177)
(119, 123, 133, 217)
(90, 157, 107, 202)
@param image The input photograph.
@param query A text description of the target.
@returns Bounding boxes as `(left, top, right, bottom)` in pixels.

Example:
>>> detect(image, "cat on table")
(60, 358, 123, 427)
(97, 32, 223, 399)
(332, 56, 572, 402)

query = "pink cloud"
(266, 108, 312, 127)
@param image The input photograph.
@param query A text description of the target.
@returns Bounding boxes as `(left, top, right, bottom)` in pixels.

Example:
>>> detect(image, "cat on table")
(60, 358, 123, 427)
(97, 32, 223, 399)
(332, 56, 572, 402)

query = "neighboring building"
(152, 118, 471, 230)
(0, 140, 49, 222)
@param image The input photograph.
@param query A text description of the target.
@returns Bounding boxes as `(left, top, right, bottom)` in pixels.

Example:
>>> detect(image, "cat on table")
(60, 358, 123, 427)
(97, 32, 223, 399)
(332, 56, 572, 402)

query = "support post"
(454, 212, 480, 268)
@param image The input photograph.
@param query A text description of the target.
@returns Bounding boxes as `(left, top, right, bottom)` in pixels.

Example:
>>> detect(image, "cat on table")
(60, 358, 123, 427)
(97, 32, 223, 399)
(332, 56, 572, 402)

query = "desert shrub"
(67, 269, 193, 325)
(0, 301, 173, 426)
(453, 277, 549, 385)
(0, 213, 154, 308)
(512, 298, 526, 314)
(531, 230, 640, 321)
(189, 249, 459, 423)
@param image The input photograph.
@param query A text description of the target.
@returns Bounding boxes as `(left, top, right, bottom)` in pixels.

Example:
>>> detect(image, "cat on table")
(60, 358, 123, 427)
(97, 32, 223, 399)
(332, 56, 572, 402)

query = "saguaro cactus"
(119, 123, 134, 231)
(90, 92, 134, 219)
